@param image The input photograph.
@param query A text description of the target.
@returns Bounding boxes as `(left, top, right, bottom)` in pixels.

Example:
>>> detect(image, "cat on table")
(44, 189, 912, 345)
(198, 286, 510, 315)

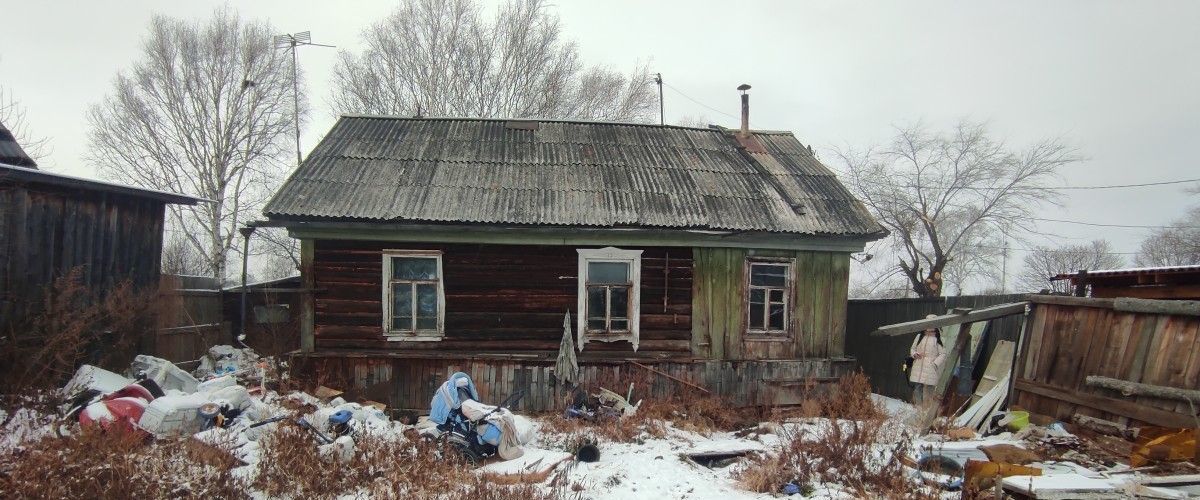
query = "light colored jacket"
(909, 332, 946, 386)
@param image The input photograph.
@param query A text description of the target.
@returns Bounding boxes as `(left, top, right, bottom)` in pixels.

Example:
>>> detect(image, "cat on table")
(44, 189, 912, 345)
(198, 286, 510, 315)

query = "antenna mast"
(274, 31, 334, 166)
(654, 73, 664, 125)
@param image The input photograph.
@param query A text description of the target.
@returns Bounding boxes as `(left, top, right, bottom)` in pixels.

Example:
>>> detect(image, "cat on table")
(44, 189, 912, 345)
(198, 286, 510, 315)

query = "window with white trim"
(577, 247, 642, 350)
(746, 260, 792, 335)
(382, 250, 445, 339)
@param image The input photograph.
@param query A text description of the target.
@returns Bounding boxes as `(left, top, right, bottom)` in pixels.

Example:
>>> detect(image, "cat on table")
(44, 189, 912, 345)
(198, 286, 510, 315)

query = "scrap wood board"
(972, 340, 1015, 405)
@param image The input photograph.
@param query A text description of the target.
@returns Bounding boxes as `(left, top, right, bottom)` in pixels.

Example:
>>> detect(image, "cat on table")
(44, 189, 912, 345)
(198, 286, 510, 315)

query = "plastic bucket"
(1006, 411, 1030, 431)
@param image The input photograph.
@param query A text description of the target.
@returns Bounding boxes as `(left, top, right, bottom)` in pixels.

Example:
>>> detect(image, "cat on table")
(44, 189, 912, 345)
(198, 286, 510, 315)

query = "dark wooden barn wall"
(0, 184, 166, 328)
(311, 240, 693, 357)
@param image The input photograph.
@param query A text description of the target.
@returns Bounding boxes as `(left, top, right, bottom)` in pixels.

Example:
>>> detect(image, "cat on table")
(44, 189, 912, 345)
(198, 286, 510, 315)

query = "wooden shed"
(0, 140, 202, 331)
(262, 115, 886, 411)
(1052, 265, 1200, 300)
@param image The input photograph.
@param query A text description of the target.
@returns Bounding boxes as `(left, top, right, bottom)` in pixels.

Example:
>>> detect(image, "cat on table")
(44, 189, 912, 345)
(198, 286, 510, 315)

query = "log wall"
(311, 240, 694, 358)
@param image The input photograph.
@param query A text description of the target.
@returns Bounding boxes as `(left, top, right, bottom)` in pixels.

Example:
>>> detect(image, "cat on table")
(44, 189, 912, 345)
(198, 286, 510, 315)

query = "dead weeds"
(253, 424, 556, 500)
(0, 426, 245, 499)
(734, 372, 935, 499)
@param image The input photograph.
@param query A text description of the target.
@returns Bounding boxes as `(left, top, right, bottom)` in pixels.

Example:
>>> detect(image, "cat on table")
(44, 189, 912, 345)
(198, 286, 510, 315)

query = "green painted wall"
(691, 247, 850, 360)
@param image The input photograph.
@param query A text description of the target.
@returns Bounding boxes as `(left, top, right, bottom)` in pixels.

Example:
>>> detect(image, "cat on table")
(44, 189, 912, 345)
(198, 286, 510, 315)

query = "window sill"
(743, 335, 791, 342)
(385, 334, 444, 342)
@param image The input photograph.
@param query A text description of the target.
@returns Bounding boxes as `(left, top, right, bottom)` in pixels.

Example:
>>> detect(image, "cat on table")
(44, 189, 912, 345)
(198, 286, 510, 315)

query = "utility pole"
(274, 32, 334, 166)
(1001, 243, 1009, 292)
(653, 73, 664, 125)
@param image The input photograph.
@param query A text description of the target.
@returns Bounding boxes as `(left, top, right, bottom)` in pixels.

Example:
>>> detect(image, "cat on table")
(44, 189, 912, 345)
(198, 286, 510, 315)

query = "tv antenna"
(274, 31, 334, 166)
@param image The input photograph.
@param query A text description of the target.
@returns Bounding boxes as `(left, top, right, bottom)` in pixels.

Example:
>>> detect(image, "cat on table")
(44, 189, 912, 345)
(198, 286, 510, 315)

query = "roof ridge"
(338, 114, 744, 133)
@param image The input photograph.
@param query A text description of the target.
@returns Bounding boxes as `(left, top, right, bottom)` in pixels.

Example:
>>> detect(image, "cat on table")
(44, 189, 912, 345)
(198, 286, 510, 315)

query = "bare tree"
(254, 227, 300, 281)
(676, 114, 713, 128)
(1136, 205, 1200, 266)
(837, 121, 1080, 297)
(161, 233, 208, 276)
(87, 9, 300, 281)
(0, 86, 50, 162)
(1017, 240, 1125, 293)
(330, 0, 656, 122)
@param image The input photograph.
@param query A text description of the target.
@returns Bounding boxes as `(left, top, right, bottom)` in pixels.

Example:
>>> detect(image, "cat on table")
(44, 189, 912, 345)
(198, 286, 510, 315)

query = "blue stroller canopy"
(430, 372, 479, 425)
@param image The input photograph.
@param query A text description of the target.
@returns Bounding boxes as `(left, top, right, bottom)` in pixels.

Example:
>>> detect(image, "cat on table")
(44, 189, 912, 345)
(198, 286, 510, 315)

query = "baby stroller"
(427, 372, 525, 463)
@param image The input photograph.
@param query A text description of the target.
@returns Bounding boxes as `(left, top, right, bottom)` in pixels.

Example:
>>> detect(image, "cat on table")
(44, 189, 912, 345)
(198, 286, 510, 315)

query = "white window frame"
(745, 258, 794, 337)
(577, 247, 643, 351)
(381, 250, 445, 341)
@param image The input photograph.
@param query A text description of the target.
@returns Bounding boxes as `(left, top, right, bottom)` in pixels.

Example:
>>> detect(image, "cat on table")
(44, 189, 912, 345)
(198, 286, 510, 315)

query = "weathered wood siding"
(311, 240, 693, 358)
(293, 353, 855, 412)
(691, 248, 850, 360)
(1013, 296, 1200, 428)
(0, 183, 166, 328)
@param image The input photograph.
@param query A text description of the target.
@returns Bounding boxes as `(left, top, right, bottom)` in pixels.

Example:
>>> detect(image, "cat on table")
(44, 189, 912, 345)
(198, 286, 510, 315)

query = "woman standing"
(908, 319, 946, 404)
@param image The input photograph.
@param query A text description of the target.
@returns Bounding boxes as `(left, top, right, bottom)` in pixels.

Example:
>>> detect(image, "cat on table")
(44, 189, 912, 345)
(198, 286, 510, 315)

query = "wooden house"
(0, 122, 202, 331)
(262, 113, 885, 411)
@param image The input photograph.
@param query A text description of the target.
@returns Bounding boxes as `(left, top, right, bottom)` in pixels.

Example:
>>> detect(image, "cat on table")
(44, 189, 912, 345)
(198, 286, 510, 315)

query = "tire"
(447, 436, 482, 465)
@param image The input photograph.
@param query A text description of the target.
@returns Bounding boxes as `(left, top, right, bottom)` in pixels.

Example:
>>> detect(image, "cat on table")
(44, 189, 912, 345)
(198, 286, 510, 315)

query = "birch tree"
(87, 10, 300, 281)
(1017, 240, 1124, 293)
(330, 0, 656, 122)
(837, 121, 1080, 297)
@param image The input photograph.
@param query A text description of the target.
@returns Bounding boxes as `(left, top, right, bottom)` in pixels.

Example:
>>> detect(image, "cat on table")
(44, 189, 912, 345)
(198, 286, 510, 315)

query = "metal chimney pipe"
(737, 84, 752, 136)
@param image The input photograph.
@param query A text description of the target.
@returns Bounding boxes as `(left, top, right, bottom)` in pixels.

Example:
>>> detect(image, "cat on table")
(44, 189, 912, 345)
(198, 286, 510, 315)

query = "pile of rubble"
(912, 409, 1200, 498)
(59, 346, 402, 465)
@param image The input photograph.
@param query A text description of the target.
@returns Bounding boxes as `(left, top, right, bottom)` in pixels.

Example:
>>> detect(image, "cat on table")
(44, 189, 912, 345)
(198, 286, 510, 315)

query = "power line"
(661, 82, 741, 123)
(1033, 217, 1200, 230)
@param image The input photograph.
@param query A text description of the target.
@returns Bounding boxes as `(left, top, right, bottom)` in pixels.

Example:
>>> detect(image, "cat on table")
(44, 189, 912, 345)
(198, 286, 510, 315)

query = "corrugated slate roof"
(264, 116, 884, 237)
(0, 121, 37, 168)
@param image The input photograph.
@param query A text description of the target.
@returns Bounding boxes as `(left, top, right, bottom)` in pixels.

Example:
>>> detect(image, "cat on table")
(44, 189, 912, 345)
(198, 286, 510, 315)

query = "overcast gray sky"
(2, 0, 1198, 291)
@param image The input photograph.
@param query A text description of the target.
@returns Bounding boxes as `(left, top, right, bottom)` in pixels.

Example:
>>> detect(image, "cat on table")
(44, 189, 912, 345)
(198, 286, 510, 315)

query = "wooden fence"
(845, 294, 1026, 399)
(150, 274, 228, 362)
(1012, 295, 1200, 428)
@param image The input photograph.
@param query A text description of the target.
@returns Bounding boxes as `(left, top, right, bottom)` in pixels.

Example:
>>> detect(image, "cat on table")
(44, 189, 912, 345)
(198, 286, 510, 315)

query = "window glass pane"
(609, 287, 628, 319)
(587, 261, 629, 284)
(588, 319, 606, 330)
(392, 257, 438, 280)
(610, 319, 628, 331)
(416, 283, 438, 317)
(416, 317, 437, 330)
(750, 264, 788, 287)
(587, 286, 606, 321)
(749, 289, 765, 329)
(391, 283, 412, 330)
(769, 303, 786, 330)
(769, 289, 784, 303)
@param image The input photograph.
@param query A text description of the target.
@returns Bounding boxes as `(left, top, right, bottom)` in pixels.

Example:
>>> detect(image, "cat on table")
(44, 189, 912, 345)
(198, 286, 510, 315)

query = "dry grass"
(0, 267, 157, 394)
(539, 392, 756, 452)
(253, 424, 557, 499)
(734, 372, 936, 499)
(1, 422, 561, 500)
(0, 427, 246, 499)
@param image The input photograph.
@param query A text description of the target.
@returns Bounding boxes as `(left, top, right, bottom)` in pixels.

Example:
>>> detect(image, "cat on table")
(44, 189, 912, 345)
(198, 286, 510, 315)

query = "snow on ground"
(543, 425, 773, 500)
